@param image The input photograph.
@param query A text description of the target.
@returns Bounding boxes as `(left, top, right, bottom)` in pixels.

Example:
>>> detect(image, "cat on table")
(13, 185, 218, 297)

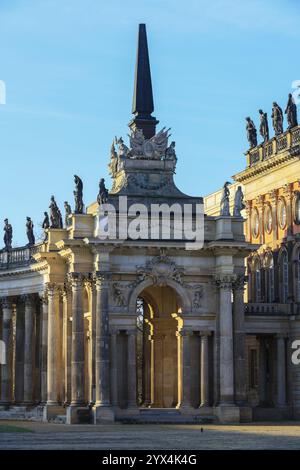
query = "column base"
(0, 402, 11, 410)
(43, 404, 66, 422)
(215, 404, 240, 423)
(176, 403, 193, 410)
(238, 405, 253, 422)
(66, 405, 91, 424)
(92, 405, 115, 424)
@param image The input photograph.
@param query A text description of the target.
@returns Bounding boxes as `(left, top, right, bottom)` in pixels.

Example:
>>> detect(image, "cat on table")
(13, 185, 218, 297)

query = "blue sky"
(0, 0, 300, 245)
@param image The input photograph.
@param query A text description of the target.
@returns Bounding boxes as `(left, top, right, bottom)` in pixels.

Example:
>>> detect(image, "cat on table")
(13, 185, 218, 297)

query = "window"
(278, 198, 287, 229)
(252, 208, 260, 238)
(281, 251, 289, 303)
(249, 349, 258, 389)
(264, 205, 273, 234)
(253, 258, 261, 302)
(294, 193, 300, 225)
(265, 255, 274, 302)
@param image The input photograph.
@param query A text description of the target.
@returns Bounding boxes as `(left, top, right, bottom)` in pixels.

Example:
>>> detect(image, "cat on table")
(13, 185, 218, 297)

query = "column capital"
(94, 271, 111, 289)
(199, 330, 211, 337)
(67, 272, 85, 289)
(125, 329, 137, 337)
(21, 293, 36, 306)
(176, 329, 192, 337)
(110, 327, 120, 335)
(213, 274, 236, 290)
(39, 293, 48, 305)
(0, 296, 12, 309)
(61, 287, 70, 302)
(255, 194, 265, 209)
(233, 274, 247, 291)
(268, 189, 278, 203)
(283, 183, 293, 197)
(245, 200, 252, 216)
(45, 282, 62, 296)
(276, 333, 288, 339)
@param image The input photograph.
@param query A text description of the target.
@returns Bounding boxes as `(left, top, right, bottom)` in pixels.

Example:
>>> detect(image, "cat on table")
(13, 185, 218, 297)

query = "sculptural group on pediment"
(111, 127, 177, 165)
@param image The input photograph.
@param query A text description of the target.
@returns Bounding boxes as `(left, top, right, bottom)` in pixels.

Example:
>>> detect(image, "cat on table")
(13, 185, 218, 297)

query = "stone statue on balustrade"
(271, 102, 283, 135)
(97, 178, 109, 205)
(165, 141, 177, 162)
(3, 219, 12, 250)
(220, 182, 231, 216)
(64, 201, 72, 227)
(108, 141, 118, 177)
(233, 186, 245, 217)
(49, 196, 63, 229)
(285, 93, 298, 129)
(245, 117, 257, 148)
(42, 212, 50, 241)
(26, 217, 35, 246)
(115, 137, 131, 158)
(74, 175, 84, 214)
(259, 109, 269, 142)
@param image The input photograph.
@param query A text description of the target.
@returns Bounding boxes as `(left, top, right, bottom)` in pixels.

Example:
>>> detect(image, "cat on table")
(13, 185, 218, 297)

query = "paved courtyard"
(1, 421, 300, 449)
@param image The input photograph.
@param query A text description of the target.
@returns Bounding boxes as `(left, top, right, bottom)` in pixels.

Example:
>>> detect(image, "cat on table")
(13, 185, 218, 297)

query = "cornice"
(0, 260, 48, 279)
(233, 149, 300, 183)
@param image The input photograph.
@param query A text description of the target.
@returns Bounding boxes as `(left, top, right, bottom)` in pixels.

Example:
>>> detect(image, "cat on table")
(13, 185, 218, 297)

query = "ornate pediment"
(136, 250, 184, 286)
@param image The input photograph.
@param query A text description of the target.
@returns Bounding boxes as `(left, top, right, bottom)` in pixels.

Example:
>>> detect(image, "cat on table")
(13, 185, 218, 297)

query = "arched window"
(265, 254, 274, 303)
(294, 193, 300, 225)
(253, 257, 261, 302)
(281, 251, 289, 303)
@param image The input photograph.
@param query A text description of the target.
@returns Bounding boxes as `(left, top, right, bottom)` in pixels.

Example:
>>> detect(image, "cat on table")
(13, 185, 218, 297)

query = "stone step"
(139, 408, 181, 416)
(119, 410, 216, 424)
(51, 415, 67, 424)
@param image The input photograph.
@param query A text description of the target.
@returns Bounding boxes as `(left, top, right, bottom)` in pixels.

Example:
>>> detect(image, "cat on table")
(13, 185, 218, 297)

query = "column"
(46, 284, 60, 405)
(93, 272, 114, 422)
(217, 275, 235, 405)
(62, 289, 72, 404)
(255, 195, 265, 245)
(276, 334, 287, 407)
(40, 294, 48, 404)
(69, 273, 85, 406)
(15, 298, 25, 404)
(150, 334, 155, 406)
(233, 276, 247, 404)
(23, 294, 35, 404)
(283, 183, 293, 237)
(127, 330, 137, 408)
(110, 329, 118, 406)
(177, 329, 191, 408)
(143, 320, 152, 406)
(0, 297, 13, 405)
(245, 201, 252, 243)
(259, 336, 267, 405)
(269, 190, 278, 242)
(200, 331, 210, 407)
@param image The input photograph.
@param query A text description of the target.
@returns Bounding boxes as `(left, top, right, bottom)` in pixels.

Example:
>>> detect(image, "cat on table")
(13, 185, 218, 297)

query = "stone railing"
(0, 243, 44, 270)
(246, 126, 300, 167)
(245, 303, 291, 315)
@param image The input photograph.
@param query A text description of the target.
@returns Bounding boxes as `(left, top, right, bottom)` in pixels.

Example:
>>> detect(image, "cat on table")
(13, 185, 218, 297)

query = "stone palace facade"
(0, 24, 279, 425)
(205, 101, 300, 421)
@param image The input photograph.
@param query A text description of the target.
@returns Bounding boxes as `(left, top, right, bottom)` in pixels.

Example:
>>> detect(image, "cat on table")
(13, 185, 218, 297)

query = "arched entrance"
(136, 284, 182, 408)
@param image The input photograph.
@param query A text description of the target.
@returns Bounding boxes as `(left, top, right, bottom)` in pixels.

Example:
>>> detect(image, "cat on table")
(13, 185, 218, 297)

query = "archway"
(136, 284, 182, 408)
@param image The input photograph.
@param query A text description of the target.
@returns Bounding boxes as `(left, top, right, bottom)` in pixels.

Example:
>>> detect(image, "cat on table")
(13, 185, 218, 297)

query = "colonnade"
(0, 271, 288, 422)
